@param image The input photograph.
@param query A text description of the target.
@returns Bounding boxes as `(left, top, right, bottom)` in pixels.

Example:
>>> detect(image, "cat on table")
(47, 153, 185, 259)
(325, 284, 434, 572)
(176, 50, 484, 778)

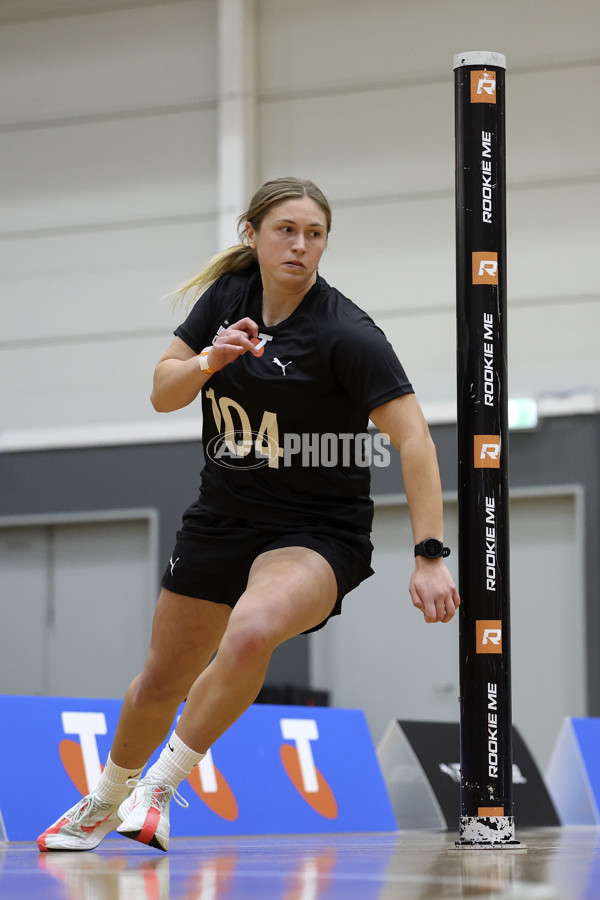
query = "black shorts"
(160, 507, 374, 633)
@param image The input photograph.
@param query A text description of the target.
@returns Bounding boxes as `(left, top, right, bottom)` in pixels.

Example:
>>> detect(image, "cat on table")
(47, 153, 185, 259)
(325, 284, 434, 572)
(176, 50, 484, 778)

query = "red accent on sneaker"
(37, 817, 69, 852)
(80, 812, 113, 834)
(137, 796, 161, 845)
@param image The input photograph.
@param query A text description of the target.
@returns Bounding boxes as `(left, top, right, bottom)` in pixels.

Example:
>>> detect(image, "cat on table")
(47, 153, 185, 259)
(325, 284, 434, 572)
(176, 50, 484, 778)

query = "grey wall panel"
(0, 518, 154, 698)
(0, 526, 47, 693)
(310, 491, 584, 770)
(0, 440, 310, 689)
(371, 415, 600, 719)
(49, 519, 152, 697)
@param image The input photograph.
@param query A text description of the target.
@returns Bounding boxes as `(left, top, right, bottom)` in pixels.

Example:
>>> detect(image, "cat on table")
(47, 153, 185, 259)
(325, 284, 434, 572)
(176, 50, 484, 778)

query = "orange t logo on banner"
(471, 70, 497, 103)
(0, 697, 397, 841)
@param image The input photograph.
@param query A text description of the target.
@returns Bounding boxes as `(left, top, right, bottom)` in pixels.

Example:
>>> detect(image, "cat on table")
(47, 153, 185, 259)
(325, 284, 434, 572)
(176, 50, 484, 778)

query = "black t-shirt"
(174, 266, 413, 533)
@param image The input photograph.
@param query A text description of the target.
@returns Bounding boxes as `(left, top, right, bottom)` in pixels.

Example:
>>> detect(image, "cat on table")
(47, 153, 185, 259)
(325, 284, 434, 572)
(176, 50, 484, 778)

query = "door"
(0, 516, 155, 698)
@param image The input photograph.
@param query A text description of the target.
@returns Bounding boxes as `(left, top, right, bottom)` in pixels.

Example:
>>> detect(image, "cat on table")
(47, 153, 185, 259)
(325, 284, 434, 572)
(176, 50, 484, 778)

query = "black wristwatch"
(414, 539, 451, 559)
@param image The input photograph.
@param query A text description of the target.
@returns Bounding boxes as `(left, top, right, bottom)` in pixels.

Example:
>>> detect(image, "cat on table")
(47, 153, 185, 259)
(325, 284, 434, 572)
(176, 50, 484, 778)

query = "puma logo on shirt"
(273, 358, 292, 376)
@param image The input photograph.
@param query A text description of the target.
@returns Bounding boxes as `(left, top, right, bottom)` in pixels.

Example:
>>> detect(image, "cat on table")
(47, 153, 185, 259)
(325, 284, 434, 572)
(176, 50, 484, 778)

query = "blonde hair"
(174, 177, 332, 307)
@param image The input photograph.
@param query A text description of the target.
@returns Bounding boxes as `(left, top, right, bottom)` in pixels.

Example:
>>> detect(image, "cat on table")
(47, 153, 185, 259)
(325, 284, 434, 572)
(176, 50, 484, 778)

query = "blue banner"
(0, 696, 396, 841)
(570, 718, 600, 812)
(546, 717, 600, 825)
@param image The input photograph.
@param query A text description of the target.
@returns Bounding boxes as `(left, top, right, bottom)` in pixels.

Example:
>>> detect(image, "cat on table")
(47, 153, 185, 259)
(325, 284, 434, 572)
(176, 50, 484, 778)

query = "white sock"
(95, 754, 144, 805)
(144, 731, 205, 790)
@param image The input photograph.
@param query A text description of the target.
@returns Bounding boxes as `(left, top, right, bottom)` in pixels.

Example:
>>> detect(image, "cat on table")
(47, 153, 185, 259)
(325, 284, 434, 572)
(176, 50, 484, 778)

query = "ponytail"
(172, 243, 257, 310)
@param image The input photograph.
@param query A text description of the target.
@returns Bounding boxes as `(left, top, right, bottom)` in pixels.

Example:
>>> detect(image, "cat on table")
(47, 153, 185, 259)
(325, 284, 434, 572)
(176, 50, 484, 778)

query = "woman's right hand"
(205, 317, 261, 371)
(151, 319, 263, 413)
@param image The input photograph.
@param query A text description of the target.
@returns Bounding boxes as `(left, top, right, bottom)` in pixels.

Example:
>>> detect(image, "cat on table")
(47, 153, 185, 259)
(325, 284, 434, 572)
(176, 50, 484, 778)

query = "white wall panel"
(0, 335, 204, 428)
(1, 109, 217, 233)
(372, 297, 600, 411)
(259, 66, 600, 199)
(321, 182, 600, 406)
(508, 65, 600, 184)
(0, 0, 216, 124)
(0, 2, 219, 434)
(2, 0, 599, 435)
(507, 184, 600, 304)
(259, 83, 454, 201)
(319, 196, 455, 317)
(2, 220, 217, 343)
(0, 0, 168, 19)
(507, 300, 600, 401)
(322, 183, 600, 314)
(258, 0, 599, 93)
(374, 312, 456, 409)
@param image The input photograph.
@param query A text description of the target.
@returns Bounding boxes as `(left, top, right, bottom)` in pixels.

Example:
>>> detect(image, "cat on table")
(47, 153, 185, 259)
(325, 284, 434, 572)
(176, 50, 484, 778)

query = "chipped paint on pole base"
(456, 815, 526, 849)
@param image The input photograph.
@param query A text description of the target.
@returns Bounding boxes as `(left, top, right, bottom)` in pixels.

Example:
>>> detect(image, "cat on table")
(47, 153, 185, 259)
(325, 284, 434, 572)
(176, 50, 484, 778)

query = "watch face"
(423, 539, 443, 558)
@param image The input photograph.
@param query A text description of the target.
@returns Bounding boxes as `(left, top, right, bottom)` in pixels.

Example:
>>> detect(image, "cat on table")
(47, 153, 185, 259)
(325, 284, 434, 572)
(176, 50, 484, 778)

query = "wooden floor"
(1, 827, 599, 899)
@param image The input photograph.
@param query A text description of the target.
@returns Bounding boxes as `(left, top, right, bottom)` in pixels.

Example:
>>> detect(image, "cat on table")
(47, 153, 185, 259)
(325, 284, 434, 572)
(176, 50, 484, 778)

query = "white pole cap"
(453, 51, 506, 70)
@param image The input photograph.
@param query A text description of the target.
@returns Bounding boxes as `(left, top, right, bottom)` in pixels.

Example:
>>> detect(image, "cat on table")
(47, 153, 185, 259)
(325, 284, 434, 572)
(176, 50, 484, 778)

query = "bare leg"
(110, 588, 231, 769)
(176, 546, 337, 752)
(37, 589, 232, 852)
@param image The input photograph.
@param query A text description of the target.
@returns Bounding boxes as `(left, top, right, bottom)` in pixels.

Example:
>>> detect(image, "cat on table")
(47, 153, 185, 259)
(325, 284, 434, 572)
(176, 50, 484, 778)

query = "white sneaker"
(37, 792, 122, 851)
(116, 777, 188, 852)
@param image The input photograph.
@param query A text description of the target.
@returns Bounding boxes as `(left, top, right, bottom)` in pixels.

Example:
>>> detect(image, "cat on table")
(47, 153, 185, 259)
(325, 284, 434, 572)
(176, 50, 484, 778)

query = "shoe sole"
(116, 824, 168, 852)
(117, 796, 169, 851)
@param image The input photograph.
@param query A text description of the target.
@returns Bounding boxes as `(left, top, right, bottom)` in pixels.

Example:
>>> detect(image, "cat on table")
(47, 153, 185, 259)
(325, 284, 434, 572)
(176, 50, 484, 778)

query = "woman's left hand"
(409, 559, 460, 623)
